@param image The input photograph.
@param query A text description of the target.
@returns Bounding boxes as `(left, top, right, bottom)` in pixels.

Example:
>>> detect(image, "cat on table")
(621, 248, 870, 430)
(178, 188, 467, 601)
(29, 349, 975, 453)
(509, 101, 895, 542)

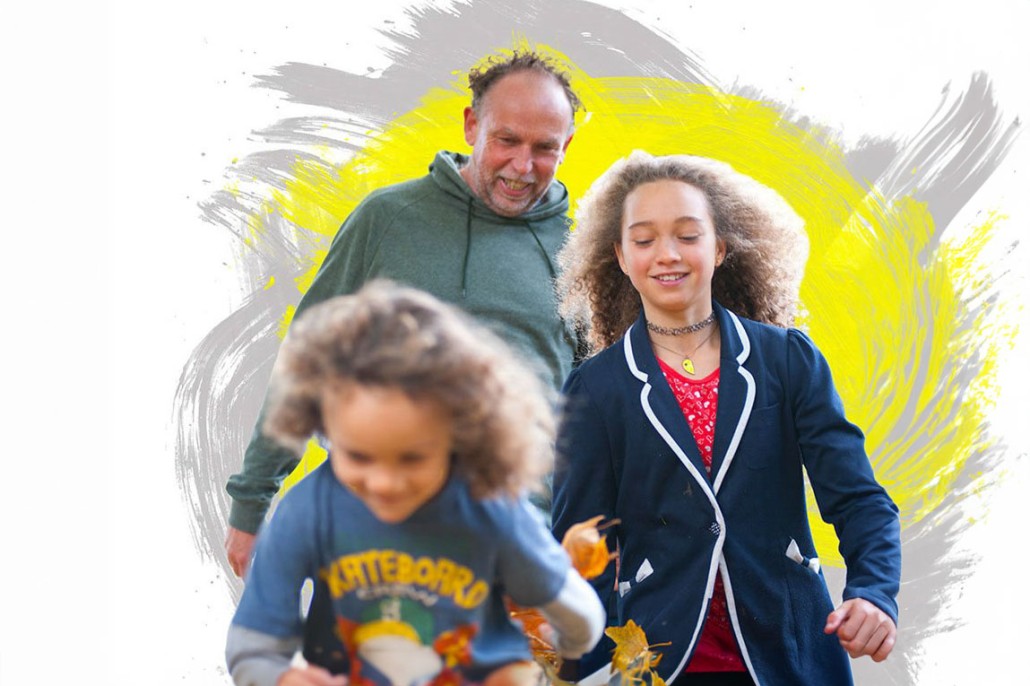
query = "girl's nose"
(658, 237, 681, 261)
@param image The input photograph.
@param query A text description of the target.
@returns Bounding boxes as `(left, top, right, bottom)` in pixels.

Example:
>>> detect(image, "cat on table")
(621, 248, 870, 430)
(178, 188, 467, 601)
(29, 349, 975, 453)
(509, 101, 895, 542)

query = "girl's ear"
(614, 242, 629, 275)
(715, 238, 727, 267)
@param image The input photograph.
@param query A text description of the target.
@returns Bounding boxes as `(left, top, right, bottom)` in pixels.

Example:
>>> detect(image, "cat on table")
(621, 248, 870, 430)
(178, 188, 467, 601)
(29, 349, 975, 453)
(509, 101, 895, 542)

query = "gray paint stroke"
(173, 1, 1021, 683)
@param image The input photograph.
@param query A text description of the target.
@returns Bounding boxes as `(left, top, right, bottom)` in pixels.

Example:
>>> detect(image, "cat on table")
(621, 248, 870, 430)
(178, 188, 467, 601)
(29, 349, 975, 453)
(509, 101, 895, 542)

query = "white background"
(2, 0, 1027, 683)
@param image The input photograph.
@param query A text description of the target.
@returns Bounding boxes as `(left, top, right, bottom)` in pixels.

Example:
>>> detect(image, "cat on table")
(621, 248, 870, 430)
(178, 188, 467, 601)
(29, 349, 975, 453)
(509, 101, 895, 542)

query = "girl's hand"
(277, 665, 348, 686)
(824, 598, 896, 662)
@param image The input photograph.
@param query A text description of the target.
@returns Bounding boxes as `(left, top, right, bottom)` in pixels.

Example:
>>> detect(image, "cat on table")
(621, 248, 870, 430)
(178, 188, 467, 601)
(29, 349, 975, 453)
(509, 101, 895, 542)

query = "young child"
(226, 281, 604, 686)
(552, 152, 901, 685)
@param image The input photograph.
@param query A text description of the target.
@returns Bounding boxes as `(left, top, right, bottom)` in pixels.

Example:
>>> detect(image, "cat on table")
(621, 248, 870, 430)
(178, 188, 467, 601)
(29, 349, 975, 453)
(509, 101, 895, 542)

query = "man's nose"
(511, 147, 533, 175)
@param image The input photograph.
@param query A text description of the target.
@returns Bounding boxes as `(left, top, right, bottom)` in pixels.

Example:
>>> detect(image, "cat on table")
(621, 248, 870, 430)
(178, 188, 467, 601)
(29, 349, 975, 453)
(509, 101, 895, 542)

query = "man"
(225, 51, 581, 577)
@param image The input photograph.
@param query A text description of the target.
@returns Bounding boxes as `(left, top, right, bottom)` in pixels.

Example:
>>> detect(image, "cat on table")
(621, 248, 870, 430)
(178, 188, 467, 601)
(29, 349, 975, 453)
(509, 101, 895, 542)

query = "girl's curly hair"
(557, 151, 808, 352)
(263, 281, 554, 499)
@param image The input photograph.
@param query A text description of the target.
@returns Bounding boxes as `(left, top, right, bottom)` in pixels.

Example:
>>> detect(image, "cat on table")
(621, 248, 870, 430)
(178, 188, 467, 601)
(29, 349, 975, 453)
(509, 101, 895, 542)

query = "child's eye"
(633, 239, 654, 246)
(342, 450, 372, 465)
(399, 453, 427, 465)
(679, 235, 699, 243)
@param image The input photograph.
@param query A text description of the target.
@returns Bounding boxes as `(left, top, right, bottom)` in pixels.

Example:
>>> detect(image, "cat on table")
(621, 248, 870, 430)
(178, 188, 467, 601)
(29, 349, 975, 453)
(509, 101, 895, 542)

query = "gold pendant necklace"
(651, 326, 717, 376)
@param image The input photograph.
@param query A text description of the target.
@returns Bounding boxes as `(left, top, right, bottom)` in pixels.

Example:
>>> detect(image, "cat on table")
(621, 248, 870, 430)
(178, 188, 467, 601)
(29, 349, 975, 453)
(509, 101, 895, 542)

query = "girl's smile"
(614, 179, 725, 327)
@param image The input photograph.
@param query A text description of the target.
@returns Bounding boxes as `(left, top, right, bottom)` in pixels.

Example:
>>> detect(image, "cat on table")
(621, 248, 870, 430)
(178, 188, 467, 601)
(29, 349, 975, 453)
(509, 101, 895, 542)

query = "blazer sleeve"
(551, 366, 620, 673)
(787, 329, 902, 625)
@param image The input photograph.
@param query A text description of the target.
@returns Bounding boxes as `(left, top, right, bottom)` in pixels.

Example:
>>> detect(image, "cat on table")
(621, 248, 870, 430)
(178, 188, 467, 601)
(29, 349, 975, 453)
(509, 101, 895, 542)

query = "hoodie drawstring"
(461, 196, 559, 299)
(525, 220, 558, 280)
(461, 196, 473, 299)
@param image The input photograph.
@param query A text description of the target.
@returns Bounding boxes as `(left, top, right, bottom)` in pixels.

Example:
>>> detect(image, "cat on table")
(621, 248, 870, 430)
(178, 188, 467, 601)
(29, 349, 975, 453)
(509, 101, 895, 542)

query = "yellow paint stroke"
(260, 48, 1015, 566)
(280, 436, 327, 494)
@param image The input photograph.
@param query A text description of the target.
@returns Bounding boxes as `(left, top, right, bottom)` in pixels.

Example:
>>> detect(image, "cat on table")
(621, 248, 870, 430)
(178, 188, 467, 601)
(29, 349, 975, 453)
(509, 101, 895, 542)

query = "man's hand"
(824, 598, 896, 662)
(225, 526, 257, 578)
(277, 666, 347, 686)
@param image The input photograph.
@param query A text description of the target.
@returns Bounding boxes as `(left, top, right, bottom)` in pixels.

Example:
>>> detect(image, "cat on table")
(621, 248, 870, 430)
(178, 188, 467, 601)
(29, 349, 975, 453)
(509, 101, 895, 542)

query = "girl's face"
(323, 384, 453, 524)
(614, 179, 725, 323)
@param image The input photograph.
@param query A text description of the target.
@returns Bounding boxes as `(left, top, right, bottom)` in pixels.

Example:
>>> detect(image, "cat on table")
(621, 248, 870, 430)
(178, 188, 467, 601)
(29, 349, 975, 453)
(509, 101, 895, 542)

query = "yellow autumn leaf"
(606, 620, 670, 684)
(606, 620, 650, 672)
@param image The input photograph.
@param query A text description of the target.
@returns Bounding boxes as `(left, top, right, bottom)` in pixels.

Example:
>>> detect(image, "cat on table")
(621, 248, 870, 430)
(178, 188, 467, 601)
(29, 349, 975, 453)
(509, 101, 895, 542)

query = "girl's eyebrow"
(625, 216, 705, 231)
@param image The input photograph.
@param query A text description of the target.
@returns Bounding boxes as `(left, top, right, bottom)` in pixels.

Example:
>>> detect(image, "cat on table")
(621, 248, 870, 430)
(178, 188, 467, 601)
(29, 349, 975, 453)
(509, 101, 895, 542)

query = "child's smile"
(323, 384, 453, 524)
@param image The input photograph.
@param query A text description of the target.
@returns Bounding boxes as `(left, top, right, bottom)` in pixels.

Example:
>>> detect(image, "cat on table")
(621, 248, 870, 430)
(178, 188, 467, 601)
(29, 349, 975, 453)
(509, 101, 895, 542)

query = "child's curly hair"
(264, 281, 555, 499)
(557, 151, 808, 352)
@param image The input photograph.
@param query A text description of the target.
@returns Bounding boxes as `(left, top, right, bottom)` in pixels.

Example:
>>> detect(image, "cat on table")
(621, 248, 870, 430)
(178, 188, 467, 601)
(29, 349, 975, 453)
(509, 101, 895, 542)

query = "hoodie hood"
(428, 151, 570, 223)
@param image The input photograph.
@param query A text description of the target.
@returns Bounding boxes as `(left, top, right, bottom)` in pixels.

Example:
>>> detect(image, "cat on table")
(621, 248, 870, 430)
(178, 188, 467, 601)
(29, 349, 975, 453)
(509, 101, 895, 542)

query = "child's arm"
(227, 476, 327, 684)
(227, 625, 348, 686)
(225, 624, 299, 686)
(536, 568, 606, 659)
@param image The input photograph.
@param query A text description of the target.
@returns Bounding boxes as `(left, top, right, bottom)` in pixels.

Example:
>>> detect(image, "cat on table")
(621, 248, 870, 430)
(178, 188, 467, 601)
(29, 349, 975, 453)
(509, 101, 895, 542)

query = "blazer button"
(708, 521, 721, 535)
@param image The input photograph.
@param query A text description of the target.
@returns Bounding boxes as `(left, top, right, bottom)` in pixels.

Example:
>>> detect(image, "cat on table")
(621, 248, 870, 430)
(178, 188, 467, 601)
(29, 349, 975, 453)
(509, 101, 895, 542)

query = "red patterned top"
(657, 358, 747, 674)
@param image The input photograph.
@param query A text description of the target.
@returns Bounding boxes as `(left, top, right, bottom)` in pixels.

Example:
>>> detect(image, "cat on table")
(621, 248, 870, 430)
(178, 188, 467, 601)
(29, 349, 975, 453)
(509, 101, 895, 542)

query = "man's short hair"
(468, 50, 583, 123)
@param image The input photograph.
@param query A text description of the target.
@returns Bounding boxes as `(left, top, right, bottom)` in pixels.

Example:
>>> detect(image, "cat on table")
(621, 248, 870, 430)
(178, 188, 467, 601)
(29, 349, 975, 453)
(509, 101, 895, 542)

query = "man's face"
(461, 71, 574, 217)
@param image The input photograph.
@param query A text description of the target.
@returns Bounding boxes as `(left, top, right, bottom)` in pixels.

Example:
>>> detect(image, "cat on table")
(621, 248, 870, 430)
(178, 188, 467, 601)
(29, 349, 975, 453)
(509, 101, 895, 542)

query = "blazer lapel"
(710, 303, 756, 493)
(623, 313, 713, 493)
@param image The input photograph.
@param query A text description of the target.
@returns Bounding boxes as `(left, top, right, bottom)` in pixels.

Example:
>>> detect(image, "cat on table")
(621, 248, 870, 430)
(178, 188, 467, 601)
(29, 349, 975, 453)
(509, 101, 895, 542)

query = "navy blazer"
(552, 303, 901, 686)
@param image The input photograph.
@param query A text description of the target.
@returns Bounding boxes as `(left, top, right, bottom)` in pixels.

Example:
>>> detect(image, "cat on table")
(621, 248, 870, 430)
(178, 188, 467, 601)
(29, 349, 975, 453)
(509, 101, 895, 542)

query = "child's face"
(614, 179, 725, 323)
(322, 384, 453, 524)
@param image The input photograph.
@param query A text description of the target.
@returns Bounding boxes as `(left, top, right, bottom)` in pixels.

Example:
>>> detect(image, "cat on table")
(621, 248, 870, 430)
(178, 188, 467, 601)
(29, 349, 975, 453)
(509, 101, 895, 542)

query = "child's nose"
(366, 467, 403, 494)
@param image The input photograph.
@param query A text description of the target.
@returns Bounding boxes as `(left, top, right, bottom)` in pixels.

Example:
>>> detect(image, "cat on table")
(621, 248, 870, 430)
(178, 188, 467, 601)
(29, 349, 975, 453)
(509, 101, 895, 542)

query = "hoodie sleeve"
(226, 197, 390, 532)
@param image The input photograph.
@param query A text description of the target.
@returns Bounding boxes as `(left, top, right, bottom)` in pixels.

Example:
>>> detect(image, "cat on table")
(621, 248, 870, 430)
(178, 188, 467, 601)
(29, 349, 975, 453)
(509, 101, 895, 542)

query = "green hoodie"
(227, 151, 576, 533)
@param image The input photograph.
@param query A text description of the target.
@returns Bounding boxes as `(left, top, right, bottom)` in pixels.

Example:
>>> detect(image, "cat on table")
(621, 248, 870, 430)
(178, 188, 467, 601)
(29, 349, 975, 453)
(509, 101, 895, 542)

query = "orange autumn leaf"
(561, 515, 615, 580)
(508, 601, 558, 668)
(433, 624, 477, 668)
(508, 516, 620, 683)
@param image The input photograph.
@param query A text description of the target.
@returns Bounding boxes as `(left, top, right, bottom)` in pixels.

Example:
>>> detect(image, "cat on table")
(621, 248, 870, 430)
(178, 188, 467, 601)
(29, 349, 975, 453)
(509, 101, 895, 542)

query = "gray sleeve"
(538, 568, 606, 660)
(225, 624, 300, 686)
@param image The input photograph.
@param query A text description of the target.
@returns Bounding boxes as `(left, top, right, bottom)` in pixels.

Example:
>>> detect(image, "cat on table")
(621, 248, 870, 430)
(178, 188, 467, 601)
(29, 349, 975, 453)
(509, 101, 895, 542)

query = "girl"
(551, 152, 901, 686)
(226, 281, 604, 686)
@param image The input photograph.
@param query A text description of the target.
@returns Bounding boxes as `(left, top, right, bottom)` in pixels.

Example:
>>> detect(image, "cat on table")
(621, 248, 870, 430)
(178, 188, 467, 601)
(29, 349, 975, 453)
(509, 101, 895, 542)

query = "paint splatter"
(173, 1, 1021, 682)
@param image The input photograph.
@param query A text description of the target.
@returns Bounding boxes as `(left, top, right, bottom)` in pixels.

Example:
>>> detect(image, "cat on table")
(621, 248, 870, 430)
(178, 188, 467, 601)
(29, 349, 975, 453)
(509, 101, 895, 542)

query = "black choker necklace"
(645, 311, 715, 336)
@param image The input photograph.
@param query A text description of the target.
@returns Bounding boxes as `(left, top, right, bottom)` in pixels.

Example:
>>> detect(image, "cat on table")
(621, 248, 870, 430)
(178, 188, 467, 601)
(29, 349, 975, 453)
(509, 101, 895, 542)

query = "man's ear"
(559, 132, 574, 163)
(463, 106, 478, 147)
